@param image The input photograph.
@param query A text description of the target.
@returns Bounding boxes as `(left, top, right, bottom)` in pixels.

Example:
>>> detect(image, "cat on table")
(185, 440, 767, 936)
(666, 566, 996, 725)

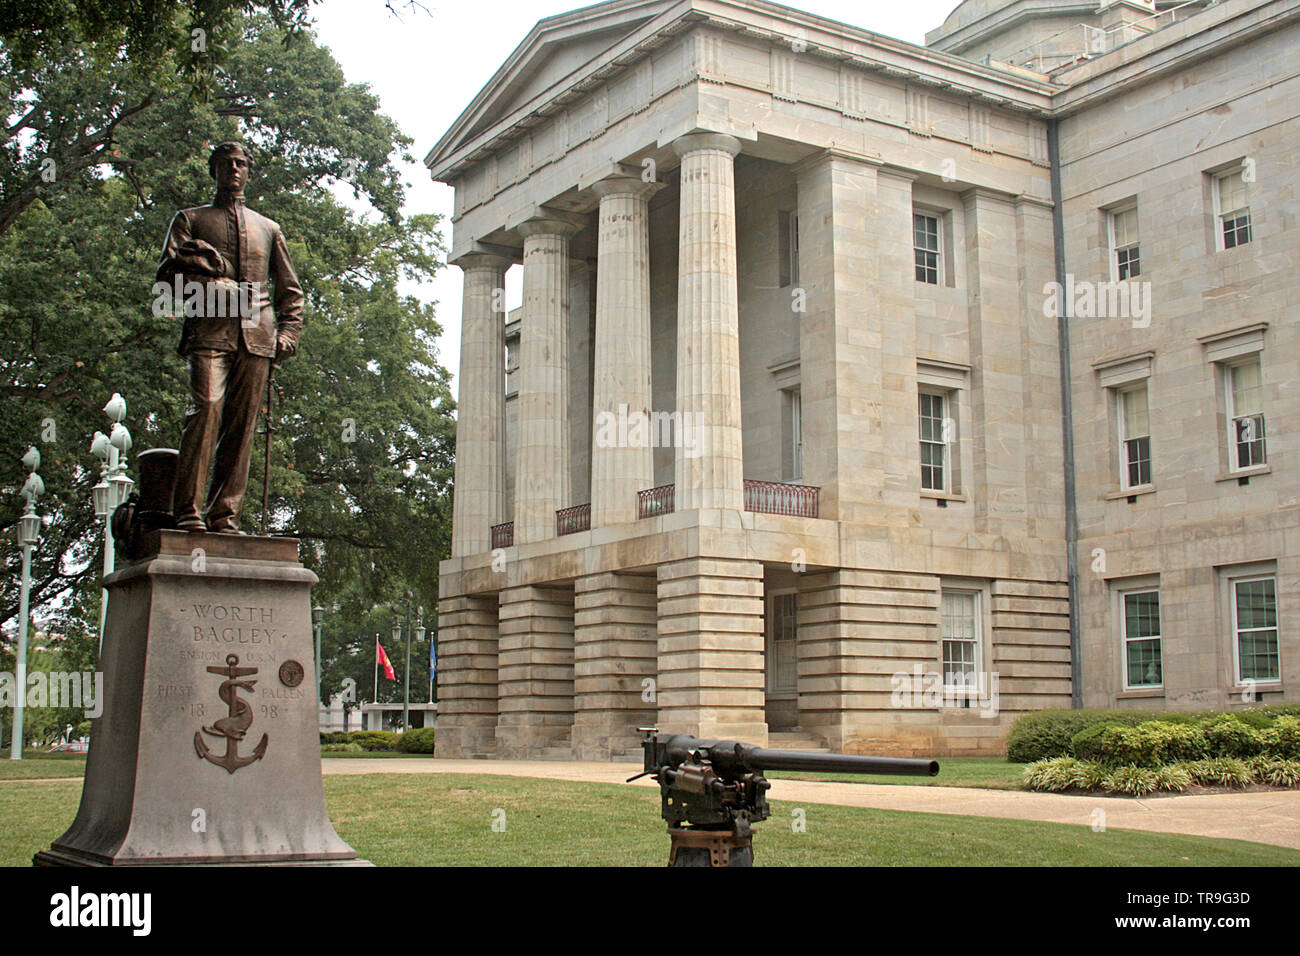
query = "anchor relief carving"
(194, 653, 269, 773)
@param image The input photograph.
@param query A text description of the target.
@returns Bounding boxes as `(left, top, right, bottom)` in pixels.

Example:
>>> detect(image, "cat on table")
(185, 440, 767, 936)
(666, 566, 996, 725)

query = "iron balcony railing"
(556, 503, 591, 536)
(490, 521, 513, 549)
(636, 483, 675, 519)
(744, 479, 819, 517)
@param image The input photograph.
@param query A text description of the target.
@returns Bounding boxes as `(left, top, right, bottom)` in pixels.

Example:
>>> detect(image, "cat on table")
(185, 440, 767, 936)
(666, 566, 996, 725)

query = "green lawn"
(0, 754, 1026, 790)
(770, 756, 1024, 790)
(3, 772, 1297, 867)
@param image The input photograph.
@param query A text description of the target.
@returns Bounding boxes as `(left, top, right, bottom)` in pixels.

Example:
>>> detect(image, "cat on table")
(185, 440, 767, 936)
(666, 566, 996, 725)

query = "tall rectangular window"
(1215, 170, 1252, 250)
(1109, 206, 1141, 280)
(1233, 576, 1279, 684)
(778, 211, 799, 288)
(1123, 590, 1162, 689)
(782, 387, 803, 482)
(914, 212, 940, 284)
(919, 391, 947, 491)
(1227, 358, 1266, 469)
(1119, 385, 1151, 488)
(941, 590, 980, 693)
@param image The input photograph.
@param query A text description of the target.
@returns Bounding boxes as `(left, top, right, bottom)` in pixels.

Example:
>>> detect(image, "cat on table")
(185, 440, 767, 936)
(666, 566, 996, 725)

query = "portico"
(430, 0, 1074, 760)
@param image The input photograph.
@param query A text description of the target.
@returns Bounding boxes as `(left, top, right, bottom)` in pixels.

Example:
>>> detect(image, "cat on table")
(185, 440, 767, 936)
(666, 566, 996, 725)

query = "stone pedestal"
(656, 558, 768, 743)
(36, 531, 362, 866)
(495, 584, 574, 757)
(572, 572, 657, 758)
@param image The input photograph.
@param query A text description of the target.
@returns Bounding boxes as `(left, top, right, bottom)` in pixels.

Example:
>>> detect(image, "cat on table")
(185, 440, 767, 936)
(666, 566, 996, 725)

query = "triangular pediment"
(426, 0, 680, 178)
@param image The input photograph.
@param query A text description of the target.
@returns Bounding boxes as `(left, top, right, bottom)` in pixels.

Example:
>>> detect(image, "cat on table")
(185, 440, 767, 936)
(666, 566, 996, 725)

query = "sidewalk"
(321, 758, 1300, 850)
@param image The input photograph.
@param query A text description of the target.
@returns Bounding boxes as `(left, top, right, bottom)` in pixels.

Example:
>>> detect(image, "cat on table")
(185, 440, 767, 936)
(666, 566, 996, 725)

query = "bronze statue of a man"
(157, 142, 303, 533)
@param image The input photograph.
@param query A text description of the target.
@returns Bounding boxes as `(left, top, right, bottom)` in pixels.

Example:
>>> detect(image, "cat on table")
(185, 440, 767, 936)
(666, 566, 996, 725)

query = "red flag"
(376, 639, 396, 680)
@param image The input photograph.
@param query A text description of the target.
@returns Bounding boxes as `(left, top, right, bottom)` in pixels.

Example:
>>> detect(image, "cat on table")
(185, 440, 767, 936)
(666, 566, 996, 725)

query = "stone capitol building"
(427, 0, 1299, 758)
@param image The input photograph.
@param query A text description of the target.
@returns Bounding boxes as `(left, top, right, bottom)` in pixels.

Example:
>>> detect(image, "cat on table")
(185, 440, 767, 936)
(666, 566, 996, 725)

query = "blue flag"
(429, 641, 437, 682)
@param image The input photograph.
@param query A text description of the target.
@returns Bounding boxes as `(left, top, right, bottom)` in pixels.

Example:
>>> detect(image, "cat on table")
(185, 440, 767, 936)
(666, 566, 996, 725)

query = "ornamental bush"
(346, 730, 400, 751)
(396, 727, 436, 754)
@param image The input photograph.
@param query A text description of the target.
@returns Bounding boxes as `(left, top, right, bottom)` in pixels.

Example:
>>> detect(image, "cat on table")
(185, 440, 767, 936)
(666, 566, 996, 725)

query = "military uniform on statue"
(157, 140, 303, 534)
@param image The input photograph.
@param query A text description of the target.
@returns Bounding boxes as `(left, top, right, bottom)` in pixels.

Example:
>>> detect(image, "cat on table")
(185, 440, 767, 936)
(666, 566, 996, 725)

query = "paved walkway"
(321, 758, 1300, 850)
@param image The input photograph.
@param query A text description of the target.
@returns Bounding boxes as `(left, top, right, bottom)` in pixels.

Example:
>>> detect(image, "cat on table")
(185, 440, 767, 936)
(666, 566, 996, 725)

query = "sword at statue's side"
(261, 363, 276, 536)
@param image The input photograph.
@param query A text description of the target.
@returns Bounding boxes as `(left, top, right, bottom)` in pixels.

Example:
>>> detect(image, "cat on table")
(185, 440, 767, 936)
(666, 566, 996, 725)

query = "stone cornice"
(425, 0, 1059, 183)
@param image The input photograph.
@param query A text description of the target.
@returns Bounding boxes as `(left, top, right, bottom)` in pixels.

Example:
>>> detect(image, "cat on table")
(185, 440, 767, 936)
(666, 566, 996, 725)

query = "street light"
(10, 447, 43, 760)
(91, 395, 133, 651)
(312, 605, 325, 733)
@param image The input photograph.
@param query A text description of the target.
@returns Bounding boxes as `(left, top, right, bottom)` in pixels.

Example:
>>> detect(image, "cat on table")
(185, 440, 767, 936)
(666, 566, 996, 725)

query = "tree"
(0, 12, 455, 702)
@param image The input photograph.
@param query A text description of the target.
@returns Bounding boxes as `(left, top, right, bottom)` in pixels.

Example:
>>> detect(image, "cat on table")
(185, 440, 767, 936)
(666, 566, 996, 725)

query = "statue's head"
(208, 141, 254, 191)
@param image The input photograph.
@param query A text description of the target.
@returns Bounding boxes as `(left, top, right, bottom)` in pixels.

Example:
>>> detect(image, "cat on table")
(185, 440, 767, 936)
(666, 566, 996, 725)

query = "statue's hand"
(275, 335, 298, 362)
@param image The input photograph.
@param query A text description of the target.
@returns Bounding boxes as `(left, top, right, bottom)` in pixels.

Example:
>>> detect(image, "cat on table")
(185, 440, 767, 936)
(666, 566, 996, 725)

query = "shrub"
(1024, 757, 1079, 791)
(1259, 716, 1300, 759)
(1183, 757, 1255, 788)
(1069, 723, 1129, 764)
(322, 742, 363, 753)
(1073, 760, 1110, 790)
(1153, 764, 1192, 792)
(1201, 715, 1262, 758)
(396, 727, 437, 754)
(346, 731, 400, 752)
(1249, 757, 1300, 787)
(1006, 709, 1155, 763)
(319, 732, 349, 745)
(1102, 765, 1159, 796)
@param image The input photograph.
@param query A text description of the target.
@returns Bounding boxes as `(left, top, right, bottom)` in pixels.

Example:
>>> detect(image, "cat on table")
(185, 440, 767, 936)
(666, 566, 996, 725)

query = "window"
(1233, 576, 1279, 684)
(768, 591, 798, 697)
(1227, 358, 1266, 469)
(914, 212, 940, 284)
(778, 211, 799, 288)
(1122, 589, 1162, 689)
(919, 391, 948, 492)
(782, 387, 803, 481)
(1108, 206, 1141, 280)
(1215, 170, 1252, 250)
(941, 590, 980, 696)
(1119, 385, 1151, 488)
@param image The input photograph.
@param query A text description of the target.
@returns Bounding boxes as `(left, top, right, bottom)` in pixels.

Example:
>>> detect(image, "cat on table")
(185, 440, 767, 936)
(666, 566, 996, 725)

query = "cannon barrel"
(738, 746, 938, 777)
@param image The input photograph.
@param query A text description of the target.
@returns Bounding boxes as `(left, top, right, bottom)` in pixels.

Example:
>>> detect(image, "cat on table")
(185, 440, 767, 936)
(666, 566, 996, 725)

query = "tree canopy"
(0, 8, 454, 739)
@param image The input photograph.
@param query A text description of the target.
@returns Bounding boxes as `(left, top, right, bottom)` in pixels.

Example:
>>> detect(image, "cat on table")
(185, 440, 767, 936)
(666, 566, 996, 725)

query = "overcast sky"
(310, 0, 961, 395)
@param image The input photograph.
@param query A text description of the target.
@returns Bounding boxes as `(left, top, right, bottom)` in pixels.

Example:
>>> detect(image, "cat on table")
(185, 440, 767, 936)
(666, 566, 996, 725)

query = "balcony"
(556, 503, 591, 536)
(490, 521, 513, 549)
(745, 479, 819, 517)
(636, 483, 675, 519)
(635, 480, 819, 519)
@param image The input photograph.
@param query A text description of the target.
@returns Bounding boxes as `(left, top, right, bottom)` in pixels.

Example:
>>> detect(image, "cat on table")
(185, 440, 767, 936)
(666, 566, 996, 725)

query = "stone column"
(794, 153, 914, 524)
(514, 218, 580, 544)
(672, 133, 745, 512)
(451, 254, 510, 556)
(433, 591, 500, 757)
(572, 572, 657, 759)
(496, 584, 574, 757)
(656, 557, 767, 743)
(590, 176, 660, 526)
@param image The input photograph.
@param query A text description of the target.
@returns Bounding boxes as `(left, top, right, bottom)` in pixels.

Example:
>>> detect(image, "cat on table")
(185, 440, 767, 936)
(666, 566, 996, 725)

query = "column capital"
(670, 132, 742, 160)
(451, 251, 514, 273)
(517, 211, 584, 240)
(590, 173, 664, 201)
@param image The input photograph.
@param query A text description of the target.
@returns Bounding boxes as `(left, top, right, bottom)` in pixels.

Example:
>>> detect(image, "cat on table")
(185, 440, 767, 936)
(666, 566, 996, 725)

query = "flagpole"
(372, 634, 379, 730)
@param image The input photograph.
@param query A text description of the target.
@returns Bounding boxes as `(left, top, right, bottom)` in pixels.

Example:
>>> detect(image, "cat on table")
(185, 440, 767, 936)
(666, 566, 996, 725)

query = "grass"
(0, 753, 88, 780)
(2, 772, 1298, 867)
(769, 757, 1025, 790)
